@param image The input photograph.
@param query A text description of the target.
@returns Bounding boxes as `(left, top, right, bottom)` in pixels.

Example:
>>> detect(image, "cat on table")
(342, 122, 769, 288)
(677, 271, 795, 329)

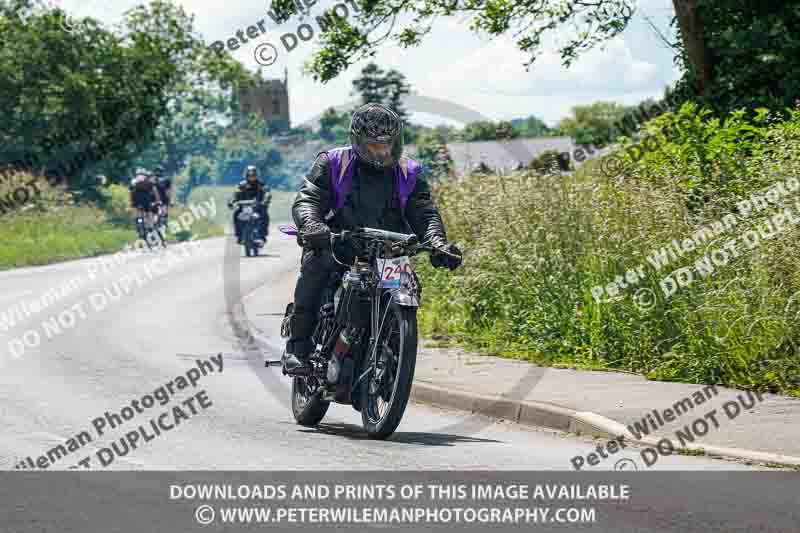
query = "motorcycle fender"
(392, 287, 420, 307)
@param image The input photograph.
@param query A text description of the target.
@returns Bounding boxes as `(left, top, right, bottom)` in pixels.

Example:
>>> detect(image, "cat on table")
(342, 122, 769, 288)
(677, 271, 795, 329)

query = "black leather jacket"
(292, 151, 448, 246)
(233, 179, 269, 204)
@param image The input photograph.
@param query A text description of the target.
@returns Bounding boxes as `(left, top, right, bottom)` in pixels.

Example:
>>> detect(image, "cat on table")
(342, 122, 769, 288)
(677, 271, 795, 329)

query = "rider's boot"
(282, 338, 314, 375)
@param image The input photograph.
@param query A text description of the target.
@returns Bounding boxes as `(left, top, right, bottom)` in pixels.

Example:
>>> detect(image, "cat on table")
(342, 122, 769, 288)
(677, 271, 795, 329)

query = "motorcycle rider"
(282, 103, 462, 373)
(229, 165, 270, 244)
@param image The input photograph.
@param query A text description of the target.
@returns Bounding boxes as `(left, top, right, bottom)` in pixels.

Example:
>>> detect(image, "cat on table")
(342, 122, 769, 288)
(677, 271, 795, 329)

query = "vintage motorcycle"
(268, 224, 454, 440)
(231, 199, 265, 257)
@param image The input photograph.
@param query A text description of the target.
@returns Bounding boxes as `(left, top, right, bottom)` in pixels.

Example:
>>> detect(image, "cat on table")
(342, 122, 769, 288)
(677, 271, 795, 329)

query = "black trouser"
(289, 248, 344, 343)
(233, 205, 268, 239)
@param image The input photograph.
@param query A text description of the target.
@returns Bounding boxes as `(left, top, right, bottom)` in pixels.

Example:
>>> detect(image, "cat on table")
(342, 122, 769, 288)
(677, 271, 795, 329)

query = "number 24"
(383, 263, 411, 280)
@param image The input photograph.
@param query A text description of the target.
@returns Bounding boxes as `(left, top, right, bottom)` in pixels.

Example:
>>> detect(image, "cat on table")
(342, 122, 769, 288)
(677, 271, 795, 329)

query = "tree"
(213, 114, 285, 187)
(512, 116, 552, 138)
(351, 62, 411, 120)
(319, 107, 350, 144)
(0, 0, 250, 190)
(352, 63, 386, 105)
(0, 0, 172, 188)
(671, 1, 800, 114)
(120, 0, 252, 179)
(174, 155, 215, 203)
(415, 129, 453, 180)
(672, 0, 710, 96)
(284, 0, 800, 117)
(383, 69, 410, 121)
(290, 0, 638, 83)
(556, 102, 632, 145)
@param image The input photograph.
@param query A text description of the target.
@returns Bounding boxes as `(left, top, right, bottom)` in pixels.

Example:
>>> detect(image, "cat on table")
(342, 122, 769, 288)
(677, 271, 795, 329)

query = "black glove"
(300, 221, 331, 250)
(430, 242, 463, 270)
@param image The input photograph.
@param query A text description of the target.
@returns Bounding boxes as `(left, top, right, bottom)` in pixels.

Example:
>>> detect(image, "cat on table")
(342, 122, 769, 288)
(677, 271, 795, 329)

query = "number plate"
(378, 256, 412, 288)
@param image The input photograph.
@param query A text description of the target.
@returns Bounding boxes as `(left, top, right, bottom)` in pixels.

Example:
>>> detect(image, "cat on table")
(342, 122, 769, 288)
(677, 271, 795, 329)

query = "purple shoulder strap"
(327, 147, 355, 210)
(395, 157, 420, 210)
(327, 148, 420, 211)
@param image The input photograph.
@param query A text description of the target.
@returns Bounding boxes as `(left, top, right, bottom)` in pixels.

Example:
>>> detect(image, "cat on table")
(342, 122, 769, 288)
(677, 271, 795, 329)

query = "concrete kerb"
(241, 266, 800, 468)
(406, 382, 800, 468)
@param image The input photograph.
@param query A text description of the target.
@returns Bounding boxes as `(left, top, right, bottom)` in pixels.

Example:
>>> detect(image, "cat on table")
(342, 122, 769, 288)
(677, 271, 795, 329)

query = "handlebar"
(278, 224, 460, 259)
(331, 227, 441, 257)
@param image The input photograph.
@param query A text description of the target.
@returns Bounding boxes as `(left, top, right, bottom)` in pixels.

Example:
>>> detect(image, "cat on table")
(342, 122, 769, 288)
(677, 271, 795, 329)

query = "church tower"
(238, 67, 291, 131)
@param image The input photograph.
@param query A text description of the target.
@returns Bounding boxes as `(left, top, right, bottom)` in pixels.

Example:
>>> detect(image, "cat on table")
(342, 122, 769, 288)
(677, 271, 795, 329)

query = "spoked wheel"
(360, 302, 418, 440)
(292, 376, 330, 426)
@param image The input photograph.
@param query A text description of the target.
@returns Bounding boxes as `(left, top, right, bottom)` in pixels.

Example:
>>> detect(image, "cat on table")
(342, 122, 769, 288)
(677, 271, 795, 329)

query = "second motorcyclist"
(229, 165, 270, 244)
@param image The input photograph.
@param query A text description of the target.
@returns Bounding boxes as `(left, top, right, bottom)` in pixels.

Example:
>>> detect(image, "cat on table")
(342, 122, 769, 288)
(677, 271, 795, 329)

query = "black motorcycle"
(231, 199, 265, 257)
(269, 225, 448, 440)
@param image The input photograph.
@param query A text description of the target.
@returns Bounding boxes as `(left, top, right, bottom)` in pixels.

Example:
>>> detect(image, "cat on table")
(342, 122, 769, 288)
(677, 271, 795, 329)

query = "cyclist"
(129, 168, 162, 236)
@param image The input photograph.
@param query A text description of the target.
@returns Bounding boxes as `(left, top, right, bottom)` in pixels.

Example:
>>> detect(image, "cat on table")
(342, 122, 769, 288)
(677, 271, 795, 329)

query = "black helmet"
(153, 166, 164, 177)
(349, 103, 404, 169)
(244, 165, 258, 180)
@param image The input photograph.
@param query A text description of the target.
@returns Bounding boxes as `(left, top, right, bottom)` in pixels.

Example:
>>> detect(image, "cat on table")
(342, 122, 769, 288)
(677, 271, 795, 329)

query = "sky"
(55, 0, 681, 128)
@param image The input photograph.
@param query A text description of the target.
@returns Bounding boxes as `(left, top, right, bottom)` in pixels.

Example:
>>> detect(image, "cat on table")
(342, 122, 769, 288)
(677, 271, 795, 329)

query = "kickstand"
(264, 360, 282, 368)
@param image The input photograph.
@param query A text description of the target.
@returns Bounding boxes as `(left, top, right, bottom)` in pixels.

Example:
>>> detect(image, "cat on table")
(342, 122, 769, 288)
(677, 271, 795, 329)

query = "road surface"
(0, 233, 764, 472)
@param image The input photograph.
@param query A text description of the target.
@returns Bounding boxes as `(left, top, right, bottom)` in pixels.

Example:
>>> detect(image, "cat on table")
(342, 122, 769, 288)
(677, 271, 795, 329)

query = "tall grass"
(0, 207, 135, 269)
(418, 104, 800, 396)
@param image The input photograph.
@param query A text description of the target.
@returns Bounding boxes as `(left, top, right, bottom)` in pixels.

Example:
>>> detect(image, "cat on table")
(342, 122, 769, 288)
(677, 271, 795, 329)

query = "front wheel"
(292, 377, 330, 426)
(360, 302, 418, 440)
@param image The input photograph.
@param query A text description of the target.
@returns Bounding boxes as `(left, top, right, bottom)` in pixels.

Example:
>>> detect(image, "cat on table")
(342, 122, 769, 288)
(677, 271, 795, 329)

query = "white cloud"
(55, 0, 681, 126)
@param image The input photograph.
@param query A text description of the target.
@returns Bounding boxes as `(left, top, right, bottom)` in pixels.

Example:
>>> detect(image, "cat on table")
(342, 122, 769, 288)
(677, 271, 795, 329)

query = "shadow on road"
(297, 422, 502, 447)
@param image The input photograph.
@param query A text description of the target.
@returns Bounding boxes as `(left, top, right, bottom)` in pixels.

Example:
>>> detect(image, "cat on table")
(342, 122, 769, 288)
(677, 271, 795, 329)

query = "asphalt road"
(0, 232, 765, 472)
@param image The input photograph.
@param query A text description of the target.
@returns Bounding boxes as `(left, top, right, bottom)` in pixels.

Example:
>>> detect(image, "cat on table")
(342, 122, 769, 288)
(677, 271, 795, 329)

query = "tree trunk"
(672, 0, 712, 96)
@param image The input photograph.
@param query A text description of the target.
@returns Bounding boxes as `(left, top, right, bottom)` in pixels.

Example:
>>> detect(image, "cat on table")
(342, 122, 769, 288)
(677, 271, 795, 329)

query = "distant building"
(239, 68, 291, 131)
(405, 136, 585, 176)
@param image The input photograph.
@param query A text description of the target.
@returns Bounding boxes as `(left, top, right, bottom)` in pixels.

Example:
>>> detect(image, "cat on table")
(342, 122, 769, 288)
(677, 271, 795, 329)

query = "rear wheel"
(291, 377, 330, 426)
(361, 302, 417, 440)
